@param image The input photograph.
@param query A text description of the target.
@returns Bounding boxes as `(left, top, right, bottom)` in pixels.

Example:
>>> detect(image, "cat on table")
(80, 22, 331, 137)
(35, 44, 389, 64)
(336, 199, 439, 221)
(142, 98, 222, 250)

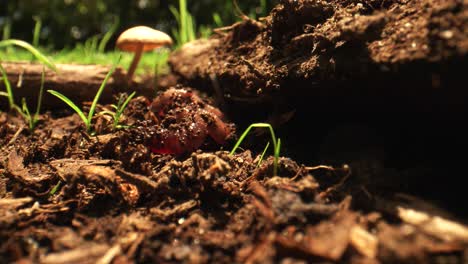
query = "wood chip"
(397, 206, 468, 242)
(304, 211, 357, 260)
(40, 243, 110, 264)
(0, 197, 33, 208)
(350, 225, 378, 258)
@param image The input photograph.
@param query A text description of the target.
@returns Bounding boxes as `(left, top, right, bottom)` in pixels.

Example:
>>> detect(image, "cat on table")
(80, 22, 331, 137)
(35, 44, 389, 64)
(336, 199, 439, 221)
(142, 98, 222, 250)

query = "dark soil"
(1, 0, 468, 263)
(169, 0, 468, 218)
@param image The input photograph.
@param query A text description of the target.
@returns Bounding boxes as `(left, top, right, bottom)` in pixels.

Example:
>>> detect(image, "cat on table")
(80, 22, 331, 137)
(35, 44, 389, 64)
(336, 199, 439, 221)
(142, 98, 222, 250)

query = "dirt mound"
(169, 0, 468, 218)
(171, 0, 467, 104)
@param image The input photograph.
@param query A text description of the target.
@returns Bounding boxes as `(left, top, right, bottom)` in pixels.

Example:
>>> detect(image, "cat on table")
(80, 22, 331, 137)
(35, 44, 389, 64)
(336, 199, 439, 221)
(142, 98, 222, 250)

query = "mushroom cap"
(116, 26, 173, 52)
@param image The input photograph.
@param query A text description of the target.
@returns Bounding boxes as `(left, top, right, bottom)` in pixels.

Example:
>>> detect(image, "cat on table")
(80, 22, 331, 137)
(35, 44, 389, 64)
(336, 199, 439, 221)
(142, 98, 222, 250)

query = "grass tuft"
(99, 91, 136, 130)
(20, 67, 46, 131)
(230, 123, 281, 176)
(48, 55, 121, 133)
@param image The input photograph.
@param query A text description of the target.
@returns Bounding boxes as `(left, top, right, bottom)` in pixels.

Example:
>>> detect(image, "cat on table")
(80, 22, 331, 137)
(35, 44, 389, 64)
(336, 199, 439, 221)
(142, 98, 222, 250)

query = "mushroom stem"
(126, 44, 143, 82)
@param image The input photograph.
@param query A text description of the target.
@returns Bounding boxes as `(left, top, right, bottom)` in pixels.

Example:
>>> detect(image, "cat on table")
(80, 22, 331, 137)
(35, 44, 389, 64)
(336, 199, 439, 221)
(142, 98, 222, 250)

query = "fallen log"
(0, 61, 154, 110)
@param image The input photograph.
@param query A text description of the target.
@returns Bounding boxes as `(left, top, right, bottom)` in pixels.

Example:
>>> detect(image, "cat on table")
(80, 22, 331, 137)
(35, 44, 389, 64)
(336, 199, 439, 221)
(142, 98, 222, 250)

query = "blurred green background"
(0, 0, 277, 50)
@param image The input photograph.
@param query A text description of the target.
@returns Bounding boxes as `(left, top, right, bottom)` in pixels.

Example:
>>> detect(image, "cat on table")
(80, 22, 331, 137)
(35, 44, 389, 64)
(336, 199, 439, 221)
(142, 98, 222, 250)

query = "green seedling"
(1, 38, 55, 117)
(98, 16, 119, 53)
(49, 181, 62, 196)
(1, 64, 46, 131)
(169, 0, 196, 47)
(0, 63, 15, 109)
(0, 39, 57, 72)
(230, 123, 281, 176)
(213, 13, 224, 28)
(19, 67, 46, 131)
(1, 19, 12, 54)
(257, 141, 270, 167)
(48, 56, 121, 133)
(32, 16, 42, 49)
(83, 34, 100, 56)
(99, 91, 136, 130)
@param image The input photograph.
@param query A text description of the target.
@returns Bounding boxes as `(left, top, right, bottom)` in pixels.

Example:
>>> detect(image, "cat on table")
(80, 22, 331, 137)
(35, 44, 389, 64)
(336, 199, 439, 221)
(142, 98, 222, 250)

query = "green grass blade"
(187, 13, 196, 41)
(0, 39, 57, 72)
(2, 20, 12, 53)
(49, 181, 62, 195)
(171, 28, 181, 48)
(230, 123, 279, 175)
(47, 90, 88, 126)
(114, 91, 136, 126)
(2, 19, 11, 41)
(260, 0, 267, 16)
(21, 98, 33, 129)
(0, 63, 15, 108)
(11, 104, 24, 118)
(98, 16, 119, 53)
(169, 5, 180, 22)
(89, 35, 99, 54)
(98, 110, 116, 116)
(230, 123, 277, 155)
(83, 36, 99, 55)
(274, 138, 281, 176)
(87, 55, 121, 129)
(32, 16, 42, 48)
(169, 5, 182, 46)
(213, 13, 223, 28)
(120, 92, 136, 112)
(33, 67, 46, 126)
(257, 141, 270, 167)
(229, 124, 254, 155)
(179, 0, 188, 44)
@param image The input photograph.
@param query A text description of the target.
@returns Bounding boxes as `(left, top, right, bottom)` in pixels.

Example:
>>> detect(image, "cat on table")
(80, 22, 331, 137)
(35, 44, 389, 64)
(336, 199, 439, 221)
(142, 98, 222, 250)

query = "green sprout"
(98, 16, 119, 53)
(1, 65, 46, 131)
(99, 91, 136, 130)
(230, 123, 281, 176)
(257, 141, 270, 167)
(0, 39, 57, 72)
(49, 181, 62, 196)
(170, 0, 196, 47)
(32, 16, 42, 49)
(1, 19, 12, 54)
(1, 39, 56, 112)
(19, 67, 46, 131)
(0, 63, 15, 110)
(1, 38, 55, 125)
(47, 56, 121, 133)
(213, 13, 224, 28)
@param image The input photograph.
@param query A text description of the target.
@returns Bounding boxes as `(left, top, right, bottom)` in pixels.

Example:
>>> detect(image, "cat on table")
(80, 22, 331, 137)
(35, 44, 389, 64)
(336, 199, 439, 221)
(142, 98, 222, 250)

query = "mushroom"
(116, 26, 173, 82)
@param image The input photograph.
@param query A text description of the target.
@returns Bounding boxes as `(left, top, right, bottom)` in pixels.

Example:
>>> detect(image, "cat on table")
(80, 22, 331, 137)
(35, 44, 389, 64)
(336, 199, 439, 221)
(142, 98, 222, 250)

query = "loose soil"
(1, 0, 468, 263)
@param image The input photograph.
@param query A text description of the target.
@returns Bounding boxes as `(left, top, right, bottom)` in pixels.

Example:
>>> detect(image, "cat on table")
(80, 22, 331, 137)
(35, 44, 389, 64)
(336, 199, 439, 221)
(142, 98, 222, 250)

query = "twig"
(7, 124, 25, 146)
(96, 245, 121, 264)
(318, 164, 351, 198)
(305, 165, 337, 171)
(0, 197, 33, 207)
